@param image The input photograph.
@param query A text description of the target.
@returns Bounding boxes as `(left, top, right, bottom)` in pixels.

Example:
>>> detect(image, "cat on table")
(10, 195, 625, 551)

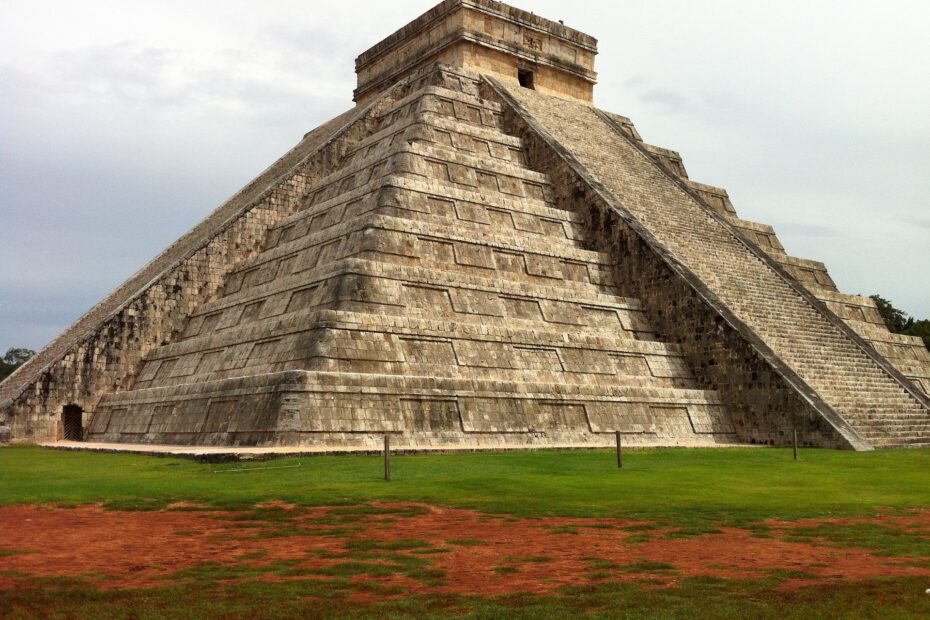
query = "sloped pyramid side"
(87, 65, 763, 450)
(486, 76, 930, 449)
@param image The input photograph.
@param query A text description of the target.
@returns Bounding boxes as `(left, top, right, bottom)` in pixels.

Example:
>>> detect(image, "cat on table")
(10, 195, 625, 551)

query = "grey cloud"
(259, 23, 358, 59)
(44, 42, 182, 106)
(768, 221, 840, 239)
(6, 39, 350, 123)
(638, 88, 687, 115)
(0, 283, 103, 351)
(621, 76, 687, 115)
(902, 216, 930, 230)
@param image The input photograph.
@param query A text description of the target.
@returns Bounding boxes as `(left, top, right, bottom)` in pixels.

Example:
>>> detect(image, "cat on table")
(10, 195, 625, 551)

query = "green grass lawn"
(2, 445, 930, 619)
(2, 445, 929, 524)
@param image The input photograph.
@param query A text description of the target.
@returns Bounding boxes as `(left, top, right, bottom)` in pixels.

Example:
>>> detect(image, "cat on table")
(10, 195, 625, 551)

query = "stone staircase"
(494, 79, 930, 449)
(718, 205, 930, 397)
(615, 108, 930, 401)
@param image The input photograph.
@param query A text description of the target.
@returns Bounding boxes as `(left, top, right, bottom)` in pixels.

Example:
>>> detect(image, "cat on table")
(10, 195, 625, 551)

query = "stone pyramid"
(2, 0, 928, 450)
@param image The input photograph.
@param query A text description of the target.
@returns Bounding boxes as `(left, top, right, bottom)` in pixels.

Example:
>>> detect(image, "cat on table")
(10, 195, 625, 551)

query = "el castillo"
(1, 0, 928, 453)
(2, 2, 930, 617)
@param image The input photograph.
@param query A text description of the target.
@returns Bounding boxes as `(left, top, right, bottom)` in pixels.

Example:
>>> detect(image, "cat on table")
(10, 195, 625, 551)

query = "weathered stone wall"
(90, 371, 733, 449)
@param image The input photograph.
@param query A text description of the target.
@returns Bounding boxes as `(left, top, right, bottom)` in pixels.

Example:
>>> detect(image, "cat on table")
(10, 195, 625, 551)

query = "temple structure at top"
(354, 0, 597, 103)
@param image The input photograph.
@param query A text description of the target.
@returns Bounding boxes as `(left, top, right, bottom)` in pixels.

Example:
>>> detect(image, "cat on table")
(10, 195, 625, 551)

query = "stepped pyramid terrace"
(1, 0, 928, 452)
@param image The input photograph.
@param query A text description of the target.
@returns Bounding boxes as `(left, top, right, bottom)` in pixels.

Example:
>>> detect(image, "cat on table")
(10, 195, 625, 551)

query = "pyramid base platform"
(84, 371, 740, 450)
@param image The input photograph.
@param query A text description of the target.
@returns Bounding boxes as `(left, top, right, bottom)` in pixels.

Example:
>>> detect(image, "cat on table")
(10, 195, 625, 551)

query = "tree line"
(0, 348, 36, 382)
(869, 296, 930, 351)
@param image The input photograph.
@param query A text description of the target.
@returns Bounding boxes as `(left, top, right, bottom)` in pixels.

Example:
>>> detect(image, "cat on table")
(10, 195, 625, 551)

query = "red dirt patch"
(2, 504, 929, 595)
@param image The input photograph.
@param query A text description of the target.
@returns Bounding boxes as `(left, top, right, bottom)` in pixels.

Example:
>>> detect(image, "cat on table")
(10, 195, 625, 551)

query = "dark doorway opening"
(63, 405, 83, 441)
(518, 69, 535, 90)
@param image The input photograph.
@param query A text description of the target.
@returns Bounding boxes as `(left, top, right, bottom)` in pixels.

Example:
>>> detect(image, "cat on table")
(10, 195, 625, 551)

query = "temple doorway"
(62, 405, 83, 441)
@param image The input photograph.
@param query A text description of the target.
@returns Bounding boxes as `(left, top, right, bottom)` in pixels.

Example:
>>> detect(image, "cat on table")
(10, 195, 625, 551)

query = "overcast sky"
(1, 0, 928, 351)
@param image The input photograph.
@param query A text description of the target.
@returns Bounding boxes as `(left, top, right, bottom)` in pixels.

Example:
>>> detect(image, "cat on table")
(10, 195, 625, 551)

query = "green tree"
(870, 295, 912, 333)
(0, 347, 36, 382)
(869, 295, 929, 352)
(903, 319, 930, 351)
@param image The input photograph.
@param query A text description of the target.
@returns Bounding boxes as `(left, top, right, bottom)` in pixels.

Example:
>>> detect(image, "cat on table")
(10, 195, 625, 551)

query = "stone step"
(854, 421, 930, 429)
(344, 115, 526, 174)
(846, 417, 930, 427)
(123, 369, 723, 404)
(855, 424, 930, 434)
(305, 141, 553, 214)
(232, 213, 607, 282)
(151, 304, 671, 368)
(351, 105, 522, 160)
(862, 437, 930, 447)
(132, 334, 710, 397)
(218, 244, 616, 311)
(197, 257, 633, 323)
(91, 356, 732, 445)
(279, 175, 569, 240)
(343, 124, 520, 177)
(377, 85, 504, 125)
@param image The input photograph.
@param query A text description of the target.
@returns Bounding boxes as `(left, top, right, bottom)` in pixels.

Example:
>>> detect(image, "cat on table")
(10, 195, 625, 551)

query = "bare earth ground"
(3, 502, 930, 598)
